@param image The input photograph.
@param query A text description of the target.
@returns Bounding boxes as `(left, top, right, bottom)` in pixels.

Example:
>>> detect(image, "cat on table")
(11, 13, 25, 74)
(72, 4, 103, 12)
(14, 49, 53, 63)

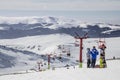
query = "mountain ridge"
(0, 16, 120, 39)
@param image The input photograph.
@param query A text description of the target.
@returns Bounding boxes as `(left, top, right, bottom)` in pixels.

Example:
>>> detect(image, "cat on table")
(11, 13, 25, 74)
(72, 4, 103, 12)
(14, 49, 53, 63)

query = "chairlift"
(67, 49, 71, 57)
(67, 52, 71, 57)
(58, 45, 62, 49)
(62, 49, 66, 53)
(58, 54, 62, 59)
(50, 54, 56, 61)
(75, 39, 79, 47)
(62, 45, 66, 53)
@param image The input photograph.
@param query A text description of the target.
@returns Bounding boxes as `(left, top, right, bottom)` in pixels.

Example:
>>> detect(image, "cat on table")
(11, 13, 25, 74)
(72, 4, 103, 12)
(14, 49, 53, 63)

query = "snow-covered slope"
(0, 60, 120, 80)
(0, 34, 119, 58)
(0, 34, 77, 73)
(0, 34, 120, 74)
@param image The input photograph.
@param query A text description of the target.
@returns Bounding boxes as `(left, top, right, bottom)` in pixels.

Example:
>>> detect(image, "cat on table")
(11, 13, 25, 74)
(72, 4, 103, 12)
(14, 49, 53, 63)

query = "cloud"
(0, 0, 120, 11)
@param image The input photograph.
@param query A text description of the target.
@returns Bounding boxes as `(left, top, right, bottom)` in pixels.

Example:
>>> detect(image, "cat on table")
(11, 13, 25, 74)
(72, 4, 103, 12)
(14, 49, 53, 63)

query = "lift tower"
(74, 32, 88, 68)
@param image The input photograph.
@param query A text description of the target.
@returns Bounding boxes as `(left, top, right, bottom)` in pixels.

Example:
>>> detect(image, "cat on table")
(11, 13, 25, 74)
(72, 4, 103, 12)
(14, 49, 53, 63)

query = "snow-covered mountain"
(0, 16, 120, 39)
(0, 16, 120, 75)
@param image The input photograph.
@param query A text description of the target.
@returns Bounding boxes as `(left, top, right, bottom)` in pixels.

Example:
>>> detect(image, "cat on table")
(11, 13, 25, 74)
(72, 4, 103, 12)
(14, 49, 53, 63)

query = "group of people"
(86, 46, 99, 68)
(86, 44, 106, 68)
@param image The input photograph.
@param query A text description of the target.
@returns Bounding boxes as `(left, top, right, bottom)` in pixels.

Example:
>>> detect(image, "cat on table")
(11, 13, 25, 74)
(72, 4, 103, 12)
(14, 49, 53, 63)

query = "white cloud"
(0, 0, 120, 11)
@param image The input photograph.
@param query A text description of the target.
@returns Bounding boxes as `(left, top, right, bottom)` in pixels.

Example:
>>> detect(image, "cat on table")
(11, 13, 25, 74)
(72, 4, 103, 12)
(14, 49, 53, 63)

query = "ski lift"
(37, 61, 42, 71)
(62, 49, 66, 53)
(67, 51, 71, 57)
(50, 54, 56, 61)
(62, 45, 66, 53)
(58, 53, 62, 59)
(75, 39, 79, 47)
(58, 45, 62, 49)
(67, 48, 71, 57)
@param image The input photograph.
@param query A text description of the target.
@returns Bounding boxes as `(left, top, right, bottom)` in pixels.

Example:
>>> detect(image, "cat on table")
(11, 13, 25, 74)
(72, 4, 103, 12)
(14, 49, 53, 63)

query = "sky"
(0, 0, 120, 24)
(0, 0, 120, 11)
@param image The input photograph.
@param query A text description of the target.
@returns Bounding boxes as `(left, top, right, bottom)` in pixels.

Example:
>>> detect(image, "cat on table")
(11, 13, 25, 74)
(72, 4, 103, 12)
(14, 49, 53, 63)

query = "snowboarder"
(90, 46, 99, 68)
(86, 48, 92, 68)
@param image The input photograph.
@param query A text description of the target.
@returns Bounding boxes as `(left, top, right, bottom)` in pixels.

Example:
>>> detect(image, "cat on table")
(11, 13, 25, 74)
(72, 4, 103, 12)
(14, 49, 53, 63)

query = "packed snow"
(0, 60, 120, 80)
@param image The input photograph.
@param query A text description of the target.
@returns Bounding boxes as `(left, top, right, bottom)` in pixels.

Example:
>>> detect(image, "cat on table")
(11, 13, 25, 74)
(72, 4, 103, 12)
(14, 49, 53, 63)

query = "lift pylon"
(74, 32, 88, 68)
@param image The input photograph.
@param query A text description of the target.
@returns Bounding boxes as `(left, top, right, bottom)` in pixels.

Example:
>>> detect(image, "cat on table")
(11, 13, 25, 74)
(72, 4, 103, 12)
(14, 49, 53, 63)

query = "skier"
(90, 46, 99, 68)
(99, 44, 107, 68)
(86, 48, 92, 68)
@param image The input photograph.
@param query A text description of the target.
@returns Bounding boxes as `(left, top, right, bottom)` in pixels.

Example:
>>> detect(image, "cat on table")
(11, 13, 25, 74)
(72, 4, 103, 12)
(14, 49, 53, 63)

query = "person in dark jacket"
(90, 46, 99, 68)
(86, 48, 92, 68)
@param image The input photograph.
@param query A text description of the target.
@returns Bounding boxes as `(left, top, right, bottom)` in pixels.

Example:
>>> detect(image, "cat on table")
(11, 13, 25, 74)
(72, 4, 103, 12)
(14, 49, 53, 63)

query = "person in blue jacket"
(90, 46, 99, 68)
